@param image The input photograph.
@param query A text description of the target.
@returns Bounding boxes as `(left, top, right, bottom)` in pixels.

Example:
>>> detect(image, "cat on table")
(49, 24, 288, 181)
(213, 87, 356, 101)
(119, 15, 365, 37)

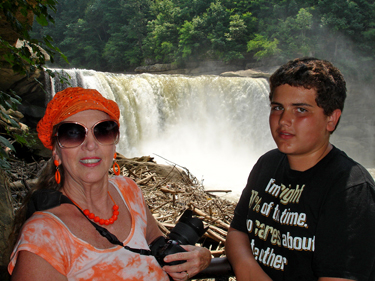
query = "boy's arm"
(226, 229, 356, 281)
(226, 227, 272, 281)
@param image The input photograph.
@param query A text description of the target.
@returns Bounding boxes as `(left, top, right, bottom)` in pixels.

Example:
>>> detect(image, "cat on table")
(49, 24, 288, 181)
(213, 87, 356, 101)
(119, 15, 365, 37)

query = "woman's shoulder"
(24, 211, 65, 229)
(110, 176, 141, 192)
(110, 176, 145, 204)
(110, 175, 138, 187)
(14, 211, 72, 252)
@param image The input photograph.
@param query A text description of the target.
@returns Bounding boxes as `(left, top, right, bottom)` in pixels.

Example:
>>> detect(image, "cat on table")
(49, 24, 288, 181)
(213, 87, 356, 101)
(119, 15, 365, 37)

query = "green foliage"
(24, 0, 375, 73)
(0, 90, 34, 171)
(0, 0, 67, 73)
(178, 18, 206, 59)
(271, 8, 314, 58)
(143, 0, 182, 63)
(223, 13, 254, 61)
(204, 1, 230, 54)
(247, 34, 281, 60)
(225, 14, 248, 42)
(0, 0, 66, 171)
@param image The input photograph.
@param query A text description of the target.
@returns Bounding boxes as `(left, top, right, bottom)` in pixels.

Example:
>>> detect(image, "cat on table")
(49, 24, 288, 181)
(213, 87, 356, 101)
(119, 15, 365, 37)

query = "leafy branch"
(0, 0, 68, 171)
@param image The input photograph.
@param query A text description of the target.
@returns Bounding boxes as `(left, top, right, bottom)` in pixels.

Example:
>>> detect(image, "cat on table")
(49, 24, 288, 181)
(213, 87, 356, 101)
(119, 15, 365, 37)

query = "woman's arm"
(225, 227, 271, 281)
(145, 206, 164, 244)
(11, 251, 67, 281)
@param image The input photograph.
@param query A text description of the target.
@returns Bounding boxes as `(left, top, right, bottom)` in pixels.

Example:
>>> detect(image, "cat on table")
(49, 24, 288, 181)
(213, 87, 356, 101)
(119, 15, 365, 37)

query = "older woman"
(8, 87, 211, 281)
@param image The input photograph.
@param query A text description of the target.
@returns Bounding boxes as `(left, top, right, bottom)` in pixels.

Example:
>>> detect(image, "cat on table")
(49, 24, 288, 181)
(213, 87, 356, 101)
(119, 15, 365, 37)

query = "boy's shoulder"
(256, 149, 285, 165)
(261, 148, 284, 159)
(259, 146, 374, 187)
(327, 146, 375, 186)
(252, 149, 287, 173)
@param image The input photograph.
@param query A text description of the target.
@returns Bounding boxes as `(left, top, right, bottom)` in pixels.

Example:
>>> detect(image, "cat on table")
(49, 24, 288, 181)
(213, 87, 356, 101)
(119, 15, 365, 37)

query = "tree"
(103, 0, 153, 70)
(20, 0, 375, 74)
(57, 0, 111, 70)
(0, 0, 66, 170)
(1, 0, 66, 73)
(143, 0, 182, 63)
(177, 0, 231, 61)
(247, 33, 281, 60)
(178, 17, 206, 59)
(30, 0, 88, 68)
(247, 5, 316, 61)
(277, 8, 314, 58)
(224, 13, 254, 61)
(203, 1, 230, 56)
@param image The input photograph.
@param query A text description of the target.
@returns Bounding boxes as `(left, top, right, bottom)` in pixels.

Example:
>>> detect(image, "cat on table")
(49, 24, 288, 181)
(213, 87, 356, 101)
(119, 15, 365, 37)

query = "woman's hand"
(162, 245, 211, 280)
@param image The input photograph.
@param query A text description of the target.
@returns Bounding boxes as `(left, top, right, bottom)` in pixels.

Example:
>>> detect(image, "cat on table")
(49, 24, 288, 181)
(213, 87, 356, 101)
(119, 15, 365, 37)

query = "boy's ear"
(327, 109, 342, 132)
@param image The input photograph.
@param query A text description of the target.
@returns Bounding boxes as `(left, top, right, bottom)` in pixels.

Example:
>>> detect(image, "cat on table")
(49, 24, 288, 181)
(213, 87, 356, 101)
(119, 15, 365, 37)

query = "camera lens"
(148, 209, 207, 268)
(168, 209, 206, 245)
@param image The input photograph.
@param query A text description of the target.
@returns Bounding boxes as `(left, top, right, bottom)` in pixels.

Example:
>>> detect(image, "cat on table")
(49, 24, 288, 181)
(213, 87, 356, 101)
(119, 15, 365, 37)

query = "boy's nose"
(279, 110, 293, 125)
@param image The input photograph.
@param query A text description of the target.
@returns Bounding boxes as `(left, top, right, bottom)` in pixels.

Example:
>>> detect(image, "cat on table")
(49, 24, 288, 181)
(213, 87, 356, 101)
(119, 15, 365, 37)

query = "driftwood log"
(113, 153, 236, 257)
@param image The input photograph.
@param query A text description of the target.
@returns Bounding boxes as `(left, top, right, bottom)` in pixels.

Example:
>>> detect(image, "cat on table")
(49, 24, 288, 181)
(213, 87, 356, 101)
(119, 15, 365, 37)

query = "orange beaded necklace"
(69, 191, 119, 225)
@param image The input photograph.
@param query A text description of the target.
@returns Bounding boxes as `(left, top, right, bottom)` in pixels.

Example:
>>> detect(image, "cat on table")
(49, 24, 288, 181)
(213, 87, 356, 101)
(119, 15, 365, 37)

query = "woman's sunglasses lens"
(58, 123, 86, 148)
(94, 121, 119, 145)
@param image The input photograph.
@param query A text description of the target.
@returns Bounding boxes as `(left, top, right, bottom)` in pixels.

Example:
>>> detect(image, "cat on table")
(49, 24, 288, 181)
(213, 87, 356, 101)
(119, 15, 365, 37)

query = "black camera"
(149, 209, 207, 267)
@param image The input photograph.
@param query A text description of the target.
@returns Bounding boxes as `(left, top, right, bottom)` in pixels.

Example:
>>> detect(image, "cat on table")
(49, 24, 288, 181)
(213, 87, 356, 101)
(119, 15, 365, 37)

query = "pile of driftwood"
(114, 153, 236, 257)
(8, 152, 237, 258)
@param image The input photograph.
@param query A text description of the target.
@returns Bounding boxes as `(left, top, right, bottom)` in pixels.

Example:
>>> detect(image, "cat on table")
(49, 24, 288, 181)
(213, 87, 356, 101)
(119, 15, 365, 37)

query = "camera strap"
(27, 189, 152, 256)
(72, 201, 152, 255)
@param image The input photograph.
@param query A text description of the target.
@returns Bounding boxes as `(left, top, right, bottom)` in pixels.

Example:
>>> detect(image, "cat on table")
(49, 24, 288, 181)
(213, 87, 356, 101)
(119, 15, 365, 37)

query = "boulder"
(135, 60, 247, 75)
(135, 63, 178, 73)
(220, 69, 271, 79)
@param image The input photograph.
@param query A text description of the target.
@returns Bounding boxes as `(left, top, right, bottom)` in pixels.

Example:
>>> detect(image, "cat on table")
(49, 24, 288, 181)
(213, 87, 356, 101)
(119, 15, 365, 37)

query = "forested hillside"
(31, 0, 375, 76)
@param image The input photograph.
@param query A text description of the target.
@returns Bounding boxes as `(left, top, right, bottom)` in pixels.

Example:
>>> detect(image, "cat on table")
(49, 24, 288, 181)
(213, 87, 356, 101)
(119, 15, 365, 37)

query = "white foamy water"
(46, 69, 276, 199)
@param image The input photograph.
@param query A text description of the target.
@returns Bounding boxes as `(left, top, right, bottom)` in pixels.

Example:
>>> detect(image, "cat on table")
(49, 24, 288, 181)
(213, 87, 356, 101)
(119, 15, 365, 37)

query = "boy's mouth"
(278, 130, 294, 139)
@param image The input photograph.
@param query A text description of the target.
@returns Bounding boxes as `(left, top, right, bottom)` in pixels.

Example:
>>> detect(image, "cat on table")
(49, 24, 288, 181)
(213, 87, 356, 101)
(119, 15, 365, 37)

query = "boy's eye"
(297, 107, 307, 113)
(271, 105, 283, 111)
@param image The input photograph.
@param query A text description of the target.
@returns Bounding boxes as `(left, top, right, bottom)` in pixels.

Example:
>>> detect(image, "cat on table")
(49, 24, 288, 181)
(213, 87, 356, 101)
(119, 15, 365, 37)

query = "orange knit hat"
(37, 87, 120, 150)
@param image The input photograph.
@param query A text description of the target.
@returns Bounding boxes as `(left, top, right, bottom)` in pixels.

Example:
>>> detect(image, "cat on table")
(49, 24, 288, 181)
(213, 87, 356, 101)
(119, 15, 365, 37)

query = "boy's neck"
(287, 143, 333, 172)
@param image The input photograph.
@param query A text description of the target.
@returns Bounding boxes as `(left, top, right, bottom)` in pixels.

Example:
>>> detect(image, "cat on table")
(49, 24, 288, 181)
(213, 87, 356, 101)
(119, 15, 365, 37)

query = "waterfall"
(46, 69, 276, 198)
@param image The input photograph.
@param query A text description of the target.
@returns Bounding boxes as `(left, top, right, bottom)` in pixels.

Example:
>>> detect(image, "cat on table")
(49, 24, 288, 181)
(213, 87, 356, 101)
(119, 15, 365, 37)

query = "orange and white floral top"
(8, 176, 169, 281)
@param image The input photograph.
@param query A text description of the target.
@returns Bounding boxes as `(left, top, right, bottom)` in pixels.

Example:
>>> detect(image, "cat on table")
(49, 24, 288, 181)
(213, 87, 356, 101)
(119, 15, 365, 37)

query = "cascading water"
(46, 69, 277, 198)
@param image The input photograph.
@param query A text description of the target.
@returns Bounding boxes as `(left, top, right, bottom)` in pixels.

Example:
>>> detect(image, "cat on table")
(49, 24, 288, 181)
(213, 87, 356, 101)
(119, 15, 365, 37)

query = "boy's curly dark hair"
(269, 57, 347, 117)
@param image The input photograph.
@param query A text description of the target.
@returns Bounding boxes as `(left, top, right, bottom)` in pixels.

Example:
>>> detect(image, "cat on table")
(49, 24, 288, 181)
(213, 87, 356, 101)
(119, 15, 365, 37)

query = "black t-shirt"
(231, 146, 375, 281)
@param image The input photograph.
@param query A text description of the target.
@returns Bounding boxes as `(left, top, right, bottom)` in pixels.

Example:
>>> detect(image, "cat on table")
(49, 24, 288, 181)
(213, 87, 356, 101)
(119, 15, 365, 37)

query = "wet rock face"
(11, 70, 49, 128)
(0, 68, 48, 129)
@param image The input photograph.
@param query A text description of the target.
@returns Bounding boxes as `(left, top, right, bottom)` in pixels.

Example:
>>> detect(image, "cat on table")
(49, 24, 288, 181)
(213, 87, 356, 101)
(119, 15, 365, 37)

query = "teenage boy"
(226, 57, 375, 281)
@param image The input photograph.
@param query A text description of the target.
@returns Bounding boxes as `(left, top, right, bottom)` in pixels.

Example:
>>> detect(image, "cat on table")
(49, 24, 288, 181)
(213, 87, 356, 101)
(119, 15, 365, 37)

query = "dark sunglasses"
(55, 120, 119, 148)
